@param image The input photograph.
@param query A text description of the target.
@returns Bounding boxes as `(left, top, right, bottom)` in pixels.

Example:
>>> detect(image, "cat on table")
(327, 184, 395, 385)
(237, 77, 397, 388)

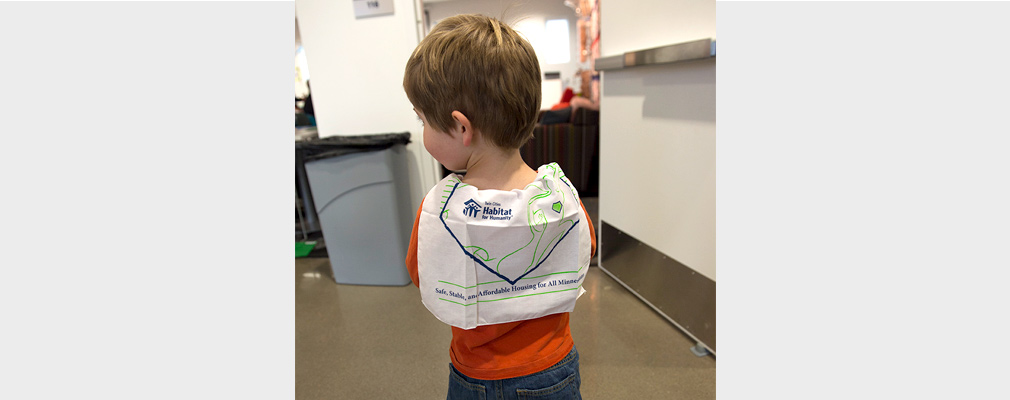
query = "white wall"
(295, 18, 308, 98)
(295, 46, 309, 99)
(424, 0, 583, 109)
(295, 0, 439, 211)
(600, 0, 715, 56)
(598, 0, 716, 280)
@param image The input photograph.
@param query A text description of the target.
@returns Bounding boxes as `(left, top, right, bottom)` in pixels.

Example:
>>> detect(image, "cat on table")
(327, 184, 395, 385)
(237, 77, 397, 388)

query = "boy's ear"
(451, 110, 474, 147)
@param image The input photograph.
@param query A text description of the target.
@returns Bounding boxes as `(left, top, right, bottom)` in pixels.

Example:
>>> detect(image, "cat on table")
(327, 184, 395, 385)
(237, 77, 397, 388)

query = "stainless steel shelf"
(595, 38, 716, 71)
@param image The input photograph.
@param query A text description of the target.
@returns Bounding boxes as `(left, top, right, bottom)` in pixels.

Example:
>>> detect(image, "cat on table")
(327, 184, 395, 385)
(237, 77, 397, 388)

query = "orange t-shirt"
(405, 198, 597, 380)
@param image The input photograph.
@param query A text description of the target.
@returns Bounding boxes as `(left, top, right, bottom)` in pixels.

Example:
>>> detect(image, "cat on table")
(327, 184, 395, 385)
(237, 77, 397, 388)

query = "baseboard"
(598, 221, 716, 354)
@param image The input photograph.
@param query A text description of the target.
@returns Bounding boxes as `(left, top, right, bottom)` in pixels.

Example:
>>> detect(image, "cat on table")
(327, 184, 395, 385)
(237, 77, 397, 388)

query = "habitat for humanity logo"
(462, 199, 514, 221)
(463, 199, 482, 218)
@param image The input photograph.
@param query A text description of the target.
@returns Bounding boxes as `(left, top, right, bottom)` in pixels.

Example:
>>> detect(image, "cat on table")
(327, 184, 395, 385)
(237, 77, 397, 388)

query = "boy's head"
(403, 14, 541, 151)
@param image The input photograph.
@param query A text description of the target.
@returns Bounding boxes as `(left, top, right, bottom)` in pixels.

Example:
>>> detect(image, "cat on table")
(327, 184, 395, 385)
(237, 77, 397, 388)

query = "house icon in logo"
(463, 199, 482, 218)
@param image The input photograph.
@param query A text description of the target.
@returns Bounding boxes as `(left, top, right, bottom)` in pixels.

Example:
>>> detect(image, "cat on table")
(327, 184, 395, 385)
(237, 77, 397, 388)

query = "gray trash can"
(298, 133, 413, 286)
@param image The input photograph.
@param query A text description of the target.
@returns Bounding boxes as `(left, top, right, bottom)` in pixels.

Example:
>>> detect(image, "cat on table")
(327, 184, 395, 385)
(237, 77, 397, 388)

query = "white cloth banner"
(418, 163, 592, 329)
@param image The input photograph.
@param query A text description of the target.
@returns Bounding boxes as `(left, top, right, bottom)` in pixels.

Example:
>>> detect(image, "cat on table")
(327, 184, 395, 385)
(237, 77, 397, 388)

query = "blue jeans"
(447, 346, 582, 400)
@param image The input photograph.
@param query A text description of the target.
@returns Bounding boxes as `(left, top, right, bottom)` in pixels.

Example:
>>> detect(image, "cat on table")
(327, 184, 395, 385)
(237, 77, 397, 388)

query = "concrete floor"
(296, 197, 715, 398)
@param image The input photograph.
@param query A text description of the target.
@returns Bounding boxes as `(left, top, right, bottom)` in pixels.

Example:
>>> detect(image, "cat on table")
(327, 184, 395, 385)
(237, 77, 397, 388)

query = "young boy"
(403, 14, 596, 399)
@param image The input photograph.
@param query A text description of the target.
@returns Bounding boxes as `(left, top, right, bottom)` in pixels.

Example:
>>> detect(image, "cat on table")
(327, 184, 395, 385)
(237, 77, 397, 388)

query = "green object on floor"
(295, 241, 316, 258)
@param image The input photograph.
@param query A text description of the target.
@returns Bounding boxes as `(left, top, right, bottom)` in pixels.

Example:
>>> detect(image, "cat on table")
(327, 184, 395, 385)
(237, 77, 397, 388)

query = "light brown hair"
(403, 14, 542, 150)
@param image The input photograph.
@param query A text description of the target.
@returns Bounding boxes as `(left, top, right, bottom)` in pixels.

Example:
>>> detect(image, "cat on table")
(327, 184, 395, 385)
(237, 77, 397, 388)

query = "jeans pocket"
(516, 372, 580, 400)
(447, 364, 486, 400)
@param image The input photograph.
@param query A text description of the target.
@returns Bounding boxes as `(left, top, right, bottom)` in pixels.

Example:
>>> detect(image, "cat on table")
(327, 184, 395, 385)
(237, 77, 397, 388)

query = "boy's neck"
(460, 147, 537, 191)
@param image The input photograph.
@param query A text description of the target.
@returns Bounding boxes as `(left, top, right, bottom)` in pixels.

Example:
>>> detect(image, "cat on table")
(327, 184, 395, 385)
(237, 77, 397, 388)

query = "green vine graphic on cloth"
(492, 165, 575, 275)
(442, 163, 578, 285)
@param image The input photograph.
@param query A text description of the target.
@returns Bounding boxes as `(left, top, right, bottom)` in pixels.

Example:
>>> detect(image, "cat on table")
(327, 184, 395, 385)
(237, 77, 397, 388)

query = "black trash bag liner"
(296, 132, 411, 162)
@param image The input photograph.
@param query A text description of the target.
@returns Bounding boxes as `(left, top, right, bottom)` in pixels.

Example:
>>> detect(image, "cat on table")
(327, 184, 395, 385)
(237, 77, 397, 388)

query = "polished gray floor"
(296, 198, 715, 399)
